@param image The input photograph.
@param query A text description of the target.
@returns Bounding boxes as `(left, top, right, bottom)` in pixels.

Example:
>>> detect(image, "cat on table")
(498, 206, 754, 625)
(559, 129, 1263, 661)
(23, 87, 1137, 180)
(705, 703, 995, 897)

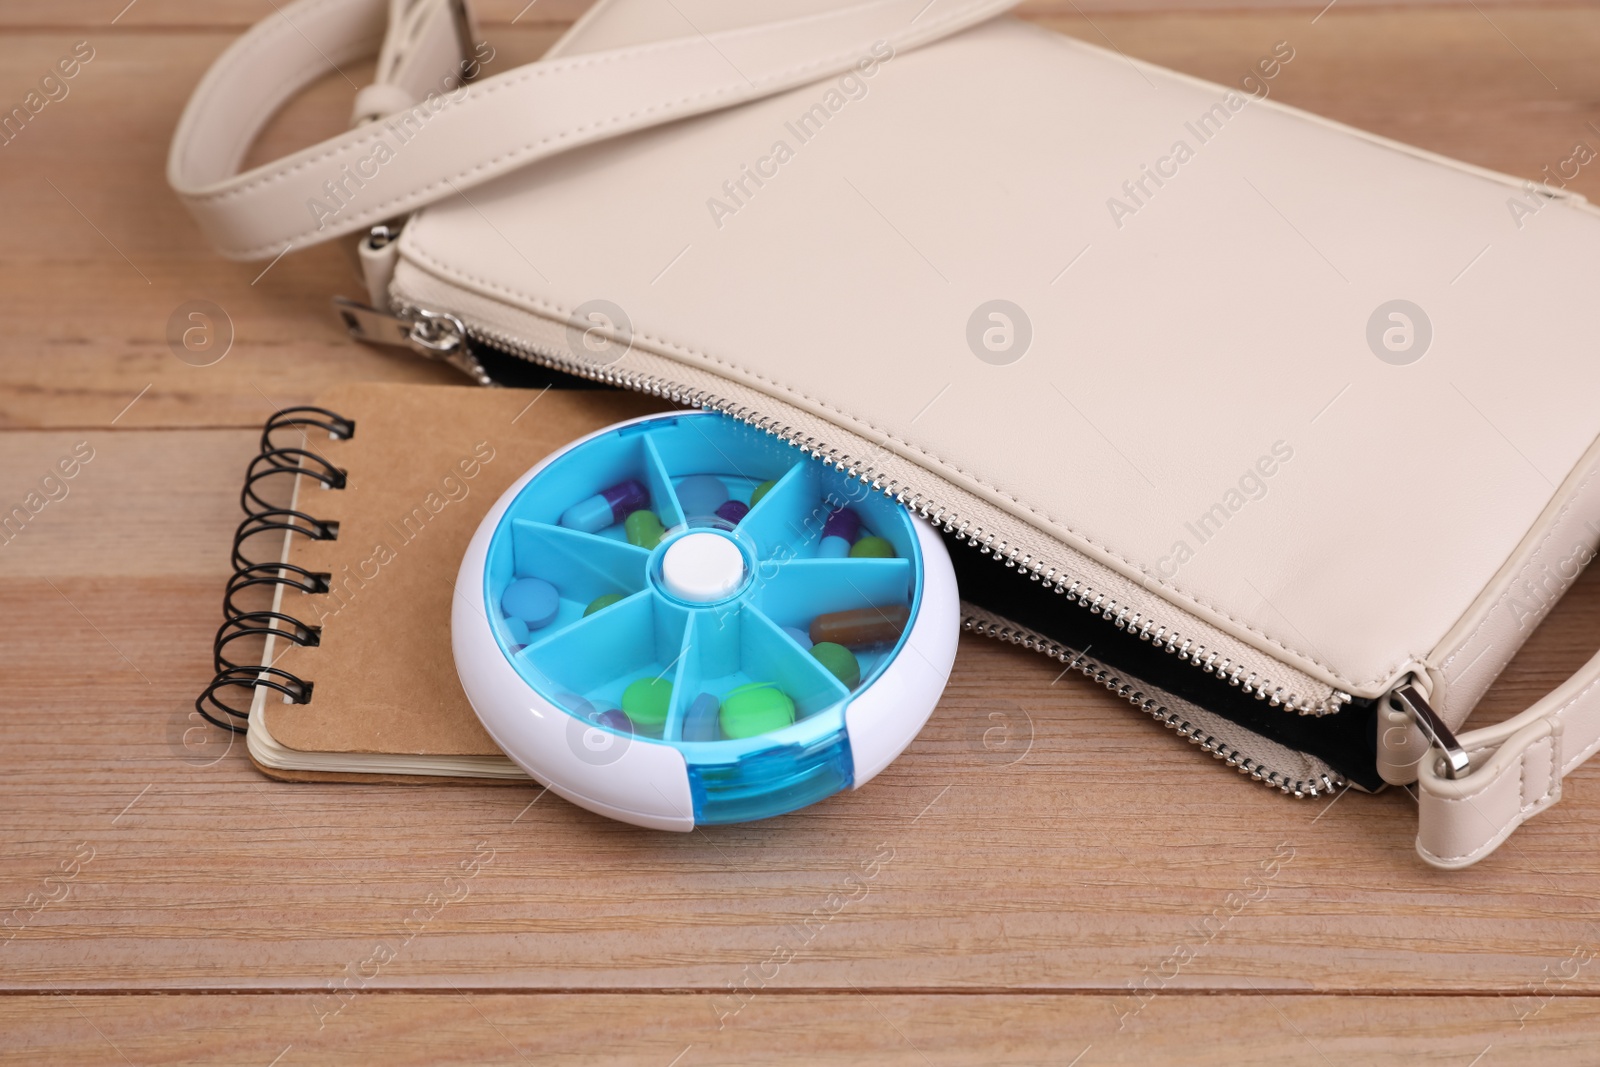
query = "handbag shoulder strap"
(168, 0, 1016, 260)
(1417, 645, 1600, 867)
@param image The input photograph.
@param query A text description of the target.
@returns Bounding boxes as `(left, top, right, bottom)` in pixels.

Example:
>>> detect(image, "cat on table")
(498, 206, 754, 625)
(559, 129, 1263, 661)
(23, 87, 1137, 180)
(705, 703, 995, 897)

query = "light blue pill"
(557, 692, 595, 717)
(502, 577, 559, 630)
(817, 536, 851, 559)
(676, 474, 729, 518)
(681, 692, 721, 742)
(558, 494, 613, 533)
(498, 614, 531, 646)
(782, 626, 812, 649)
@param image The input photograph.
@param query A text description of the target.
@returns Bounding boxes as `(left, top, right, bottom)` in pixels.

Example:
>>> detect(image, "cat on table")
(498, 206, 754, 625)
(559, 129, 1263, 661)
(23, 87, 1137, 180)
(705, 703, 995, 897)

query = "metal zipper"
(962, 612, 1345, 797)
(339, 298, 1353, 723)
(333, 298, 492, 385)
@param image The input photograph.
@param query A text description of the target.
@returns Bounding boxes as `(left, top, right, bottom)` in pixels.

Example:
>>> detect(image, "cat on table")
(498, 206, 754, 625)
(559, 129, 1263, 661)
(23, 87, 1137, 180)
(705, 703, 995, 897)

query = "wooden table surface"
(5, 1, 1600, 1063)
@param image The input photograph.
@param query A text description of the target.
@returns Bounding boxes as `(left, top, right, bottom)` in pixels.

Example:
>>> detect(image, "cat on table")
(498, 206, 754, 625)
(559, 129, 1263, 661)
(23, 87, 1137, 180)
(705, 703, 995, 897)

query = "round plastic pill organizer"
(452, 411, 959, 830)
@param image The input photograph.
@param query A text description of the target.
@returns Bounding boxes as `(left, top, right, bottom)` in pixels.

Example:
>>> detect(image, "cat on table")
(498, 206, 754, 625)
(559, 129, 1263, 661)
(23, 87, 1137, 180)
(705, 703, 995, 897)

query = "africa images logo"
(1366, 300, 1432, 366)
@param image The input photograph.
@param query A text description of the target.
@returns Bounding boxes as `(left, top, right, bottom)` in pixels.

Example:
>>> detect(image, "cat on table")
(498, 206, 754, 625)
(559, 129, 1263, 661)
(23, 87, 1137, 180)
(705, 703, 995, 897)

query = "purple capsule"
(818, 507, 861, 558)
(715, 499, 750, 524)
(593, 707, 634, 734)
(560, 478, 649, 532)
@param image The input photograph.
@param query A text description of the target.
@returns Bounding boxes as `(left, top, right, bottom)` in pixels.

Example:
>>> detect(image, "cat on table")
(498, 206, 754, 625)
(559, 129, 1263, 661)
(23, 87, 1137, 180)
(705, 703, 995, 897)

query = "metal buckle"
(447, 0, 479, 83)
(1393, 683, 1470, 780)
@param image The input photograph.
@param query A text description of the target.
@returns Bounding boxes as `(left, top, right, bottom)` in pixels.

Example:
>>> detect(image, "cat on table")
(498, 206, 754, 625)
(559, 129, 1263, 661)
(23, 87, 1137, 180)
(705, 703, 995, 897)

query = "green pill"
(625, 509, 666, 548)
(849, 536, 894, 559)
(583, 592, 625, 617)
(809, 642, 861, 689)
(719, 682, 796, 739)
(749, 479, 778, 507)
(621, 677, 673, 727)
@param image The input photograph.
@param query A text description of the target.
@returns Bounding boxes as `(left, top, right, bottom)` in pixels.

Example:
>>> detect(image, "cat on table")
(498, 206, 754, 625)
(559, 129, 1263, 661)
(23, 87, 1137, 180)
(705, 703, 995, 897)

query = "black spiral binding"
(195, 406, 355, 733)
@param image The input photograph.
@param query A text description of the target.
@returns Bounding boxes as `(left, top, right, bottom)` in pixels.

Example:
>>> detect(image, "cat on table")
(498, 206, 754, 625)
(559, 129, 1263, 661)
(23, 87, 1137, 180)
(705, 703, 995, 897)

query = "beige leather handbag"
(169, 0, 1600, 867)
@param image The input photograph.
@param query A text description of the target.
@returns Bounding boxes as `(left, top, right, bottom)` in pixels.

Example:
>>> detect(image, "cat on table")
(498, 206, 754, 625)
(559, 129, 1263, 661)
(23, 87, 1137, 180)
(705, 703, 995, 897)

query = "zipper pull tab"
(1392, 683, 1470, 779)
(332, 298, 491, 386)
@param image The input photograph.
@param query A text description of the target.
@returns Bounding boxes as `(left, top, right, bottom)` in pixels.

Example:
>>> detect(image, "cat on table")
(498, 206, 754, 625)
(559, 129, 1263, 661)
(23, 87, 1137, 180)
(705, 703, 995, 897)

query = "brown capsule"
(809, 604, 911, 650)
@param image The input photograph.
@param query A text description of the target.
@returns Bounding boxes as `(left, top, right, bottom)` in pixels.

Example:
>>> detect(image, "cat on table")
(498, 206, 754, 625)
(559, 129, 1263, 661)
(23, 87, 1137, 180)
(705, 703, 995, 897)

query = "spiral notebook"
(204, 381, 672, 783)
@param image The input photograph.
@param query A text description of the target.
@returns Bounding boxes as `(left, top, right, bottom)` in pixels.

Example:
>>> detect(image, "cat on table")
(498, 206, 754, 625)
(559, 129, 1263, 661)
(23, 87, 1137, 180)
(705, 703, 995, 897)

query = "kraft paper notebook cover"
(236, 382, 671, 783)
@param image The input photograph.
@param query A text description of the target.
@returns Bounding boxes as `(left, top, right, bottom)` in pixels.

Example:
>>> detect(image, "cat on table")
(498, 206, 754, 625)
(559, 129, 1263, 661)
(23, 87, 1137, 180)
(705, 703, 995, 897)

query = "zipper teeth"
(450, 315, 1352, 719)
(963, 616, 1345, 799)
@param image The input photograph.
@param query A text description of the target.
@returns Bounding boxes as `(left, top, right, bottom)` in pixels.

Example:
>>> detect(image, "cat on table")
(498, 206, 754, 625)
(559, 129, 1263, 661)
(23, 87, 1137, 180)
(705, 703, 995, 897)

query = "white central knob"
(661, 532, 746, 603)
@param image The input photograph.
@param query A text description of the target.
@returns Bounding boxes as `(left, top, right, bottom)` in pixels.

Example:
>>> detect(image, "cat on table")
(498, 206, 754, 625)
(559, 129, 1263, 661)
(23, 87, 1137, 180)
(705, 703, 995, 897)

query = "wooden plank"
(1030, 8, 1600, 188)
(3, 433, 1600, 994)
(3, 0, 1585, 31)
(3, 993, 1598, 1064)
(1, 11, 1597, 429)
(0, 33, 473, 434)
(0, 430, 256, 577)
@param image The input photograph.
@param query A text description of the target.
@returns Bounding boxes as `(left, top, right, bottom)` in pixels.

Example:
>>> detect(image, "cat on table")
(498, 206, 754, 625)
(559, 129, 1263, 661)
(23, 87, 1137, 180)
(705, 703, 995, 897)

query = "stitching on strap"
(188, 0, 988, 206)
(1420, 747, 1545, 865)
(183, 0, 366, 181)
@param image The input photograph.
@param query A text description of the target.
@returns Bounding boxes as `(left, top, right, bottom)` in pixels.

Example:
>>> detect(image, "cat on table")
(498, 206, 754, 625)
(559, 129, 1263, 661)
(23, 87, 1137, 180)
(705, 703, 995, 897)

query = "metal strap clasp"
(1394, 683, 1470, 779)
